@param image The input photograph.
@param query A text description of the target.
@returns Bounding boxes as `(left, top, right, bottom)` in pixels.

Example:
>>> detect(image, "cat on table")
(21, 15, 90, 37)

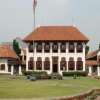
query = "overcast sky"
(0, 0, 100, 51)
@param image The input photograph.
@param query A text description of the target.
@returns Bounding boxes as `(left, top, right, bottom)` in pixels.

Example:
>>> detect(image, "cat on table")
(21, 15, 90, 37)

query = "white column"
(83, 59, 86, 71)
(75, 61, 77, 71)
(42, 58, 44, 71)
(83, 43, 85, 55)
(42, 42, 44, 53)
(50, 42, 52, 53)
(34, 60, 36, 71)
(97, 66, 100, 76)
(58, 58, 61, 75)
(34, 42, 37, 54)
(66, 42, 68, 53)
(19, 65, 22, 75)
(26, 47, 29, 71)
(11, 65, 14, 75)
(50, 57, 52, 74)
(74, 42, 77, 53)
(88, 66, 92, 76)
(58, 43, 61, 53)
(66, 61, 69, 72)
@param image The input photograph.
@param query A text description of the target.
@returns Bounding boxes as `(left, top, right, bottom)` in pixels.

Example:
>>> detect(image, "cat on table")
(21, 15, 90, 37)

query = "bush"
(22, 71, 33, 76)
(23, 71, 49, 80)
(50, 73, 63, 80)
(63, 71, 88, 77)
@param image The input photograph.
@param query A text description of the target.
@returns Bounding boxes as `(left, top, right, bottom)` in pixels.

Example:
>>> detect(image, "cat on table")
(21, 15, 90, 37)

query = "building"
(23, 26, 89, 75)
(0, 45, 19, 75)
(86, 48, 100, 76)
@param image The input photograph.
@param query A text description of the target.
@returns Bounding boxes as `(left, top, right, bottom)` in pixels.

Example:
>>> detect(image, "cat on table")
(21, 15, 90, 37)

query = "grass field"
(0, 75, 100, 98)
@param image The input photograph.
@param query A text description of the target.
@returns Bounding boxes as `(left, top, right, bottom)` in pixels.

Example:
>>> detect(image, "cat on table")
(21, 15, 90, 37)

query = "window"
(69, 43, 75, 53)
(68, 57, 75, 70)
(76, 57, 83, 70)
(0, 64, 5, 70)
(60, 43, 66, 53)
(29, 43, 33, 52)
(36, 43, 42, 53)
(52, 43, 58, 53)
(60, 57, 66, 70)
(77, 43, 83, 53)
(44, 57, 50, 70)
(44, 43, 50, 53)
(28, 57, 34, 70)
(36, 57, 42, 70)
(8, 65, 11, 72)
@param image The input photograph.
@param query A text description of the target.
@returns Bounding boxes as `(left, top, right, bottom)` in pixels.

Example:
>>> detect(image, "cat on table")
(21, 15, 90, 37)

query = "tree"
(13, 40, 21, 56)
(85, 45, 89, 55)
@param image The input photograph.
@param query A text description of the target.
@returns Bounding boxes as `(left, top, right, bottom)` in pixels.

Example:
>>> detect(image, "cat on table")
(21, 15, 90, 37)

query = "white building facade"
(24, 26, 89, 75)
(0, 45, 21, 75)
(86, 49, 100, 76)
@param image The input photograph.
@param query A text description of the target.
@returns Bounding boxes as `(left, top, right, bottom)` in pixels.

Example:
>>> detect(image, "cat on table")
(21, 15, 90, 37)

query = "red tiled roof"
(0, 45, 18, 59)
(86, 60, 98, 66)
(24, 26, 89, 41)
(86, 50, 99, 59)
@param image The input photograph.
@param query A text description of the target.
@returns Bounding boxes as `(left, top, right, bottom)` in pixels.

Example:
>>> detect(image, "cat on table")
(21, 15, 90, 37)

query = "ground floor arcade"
(26, 56, 85, 75)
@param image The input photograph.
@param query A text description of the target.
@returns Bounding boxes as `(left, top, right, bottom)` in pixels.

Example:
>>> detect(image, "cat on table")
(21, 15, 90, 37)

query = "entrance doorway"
(53, 64, 58, 73)
(52, 57, 58, 73)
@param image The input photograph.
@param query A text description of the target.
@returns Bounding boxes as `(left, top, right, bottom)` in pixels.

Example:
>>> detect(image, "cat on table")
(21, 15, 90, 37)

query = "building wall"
(26, 42, 86, 75)
(0, 58, 11, 74)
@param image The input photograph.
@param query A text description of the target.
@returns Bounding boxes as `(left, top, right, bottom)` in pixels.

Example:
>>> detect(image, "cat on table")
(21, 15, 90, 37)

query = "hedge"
(63, 71, 88, 77)
(22, 71, 50, 79)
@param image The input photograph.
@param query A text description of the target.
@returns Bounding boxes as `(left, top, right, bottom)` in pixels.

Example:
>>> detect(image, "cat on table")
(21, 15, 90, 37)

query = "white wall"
(26, 42, 86, 75)
(0, 58, 11, 74)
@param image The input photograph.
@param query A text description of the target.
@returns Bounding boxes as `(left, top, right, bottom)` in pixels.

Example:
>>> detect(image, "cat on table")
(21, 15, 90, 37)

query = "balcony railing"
(52, 44, 58, 53)
(77, 44, 83, 53)
(60, 44, 66, 53)
(36, 44, 42, 52)
(69, 44, 75, 53)
(44, 44, 50, 53)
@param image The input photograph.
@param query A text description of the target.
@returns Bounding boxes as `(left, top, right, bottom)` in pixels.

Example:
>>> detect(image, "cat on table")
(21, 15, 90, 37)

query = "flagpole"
(33, 6, 36, 30)
(33, 0, 37, 30)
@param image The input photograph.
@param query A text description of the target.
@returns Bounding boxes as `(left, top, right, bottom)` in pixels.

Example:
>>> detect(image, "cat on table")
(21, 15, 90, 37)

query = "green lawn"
(0, 75, 100, 98)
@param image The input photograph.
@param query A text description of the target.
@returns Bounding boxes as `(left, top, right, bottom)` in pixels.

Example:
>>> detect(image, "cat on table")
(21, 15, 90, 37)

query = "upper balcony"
(27, 42, 84, 54)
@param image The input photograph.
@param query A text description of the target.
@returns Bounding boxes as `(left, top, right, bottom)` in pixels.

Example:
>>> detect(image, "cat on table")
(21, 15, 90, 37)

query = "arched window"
(60, 43, 66, 53)
(44, 57, 50, 70)
(0, 64, 5, 70)
(28, 42, 33, 52)
(52, 43, 58, 53)
(44, 43, 50, 53)
(60, 57, 66, 70)
(77, 43, 83, 53)
(28, 57, 34, 70)
(36, 43, 42, 53)
(69, 43, 75, 53)
(68, 57, 75, 70)
(77, 57, 83, 70)
(36, 57, 42, 70)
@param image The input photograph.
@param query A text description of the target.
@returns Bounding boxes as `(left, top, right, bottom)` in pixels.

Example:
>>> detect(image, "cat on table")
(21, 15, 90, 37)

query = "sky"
(0, 0, 100, 51)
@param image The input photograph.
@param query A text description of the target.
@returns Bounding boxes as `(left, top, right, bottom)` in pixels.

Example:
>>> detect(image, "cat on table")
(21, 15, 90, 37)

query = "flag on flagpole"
(33, 0, 37, 9)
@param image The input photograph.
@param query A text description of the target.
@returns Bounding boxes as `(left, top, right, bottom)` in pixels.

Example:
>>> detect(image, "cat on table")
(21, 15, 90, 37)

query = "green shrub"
(50, 73, 63, 80)
(22, 71, 33, 76)
(23, 71, 49, 80)
(63, 71, 88, 77)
